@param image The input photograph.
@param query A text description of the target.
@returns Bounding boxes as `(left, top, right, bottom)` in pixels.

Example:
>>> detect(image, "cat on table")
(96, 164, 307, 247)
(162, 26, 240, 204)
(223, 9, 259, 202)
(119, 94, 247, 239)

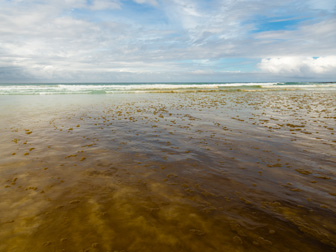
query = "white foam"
(0, 82, 334, 95)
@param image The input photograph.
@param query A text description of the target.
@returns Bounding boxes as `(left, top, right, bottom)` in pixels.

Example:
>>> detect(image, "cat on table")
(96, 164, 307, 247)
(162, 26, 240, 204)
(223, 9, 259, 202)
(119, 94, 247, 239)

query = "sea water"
(1, 82, 336, 95)
(0, 84, 335, 252)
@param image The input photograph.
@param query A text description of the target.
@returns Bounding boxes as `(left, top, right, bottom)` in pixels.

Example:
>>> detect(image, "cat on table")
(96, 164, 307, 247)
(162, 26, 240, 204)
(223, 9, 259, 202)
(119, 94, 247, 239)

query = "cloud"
(252, 18, 336, 56)
(133, 0, 158, 6)
(89, 0, 121, 10)
(258, 56, 336, 76)
(308, 0, 336, 11)
(0, 0, 335, 82)
(191, 70, 215, 75)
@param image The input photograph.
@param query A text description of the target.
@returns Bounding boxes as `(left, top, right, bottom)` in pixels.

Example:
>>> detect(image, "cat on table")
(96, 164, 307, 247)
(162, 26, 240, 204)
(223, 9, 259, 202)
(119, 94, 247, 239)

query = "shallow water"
(0, 91, 335, 252)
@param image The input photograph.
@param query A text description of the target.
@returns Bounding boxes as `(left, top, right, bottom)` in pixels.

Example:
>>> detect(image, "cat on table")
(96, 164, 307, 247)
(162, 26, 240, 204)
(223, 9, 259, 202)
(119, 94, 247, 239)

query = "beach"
(0, 85, 335, 251)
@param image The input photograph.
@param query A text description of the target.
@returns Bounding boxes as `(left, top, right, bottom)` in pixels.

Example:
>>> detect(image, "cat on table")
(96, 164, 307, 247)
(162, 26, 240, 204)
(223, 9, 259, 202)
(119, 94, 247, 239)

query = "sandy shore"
(0, 90, 335, 252)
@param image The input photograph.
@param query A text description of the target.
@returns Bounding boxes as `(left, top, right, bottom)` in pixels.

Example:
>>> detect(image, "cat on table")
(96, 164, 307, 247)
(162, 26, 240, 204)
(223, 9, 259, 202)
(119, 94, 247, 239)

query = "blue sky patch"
(251, 16, 310, 33)
(71, 1, 168, 26)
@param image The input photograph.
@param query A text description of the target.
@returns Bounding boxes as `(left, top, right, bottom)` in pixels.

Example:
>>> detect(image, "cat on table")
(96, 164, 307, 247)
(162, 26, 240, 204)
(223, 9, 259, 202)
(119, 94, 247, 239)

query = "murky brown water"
(0, 91, 335, 252)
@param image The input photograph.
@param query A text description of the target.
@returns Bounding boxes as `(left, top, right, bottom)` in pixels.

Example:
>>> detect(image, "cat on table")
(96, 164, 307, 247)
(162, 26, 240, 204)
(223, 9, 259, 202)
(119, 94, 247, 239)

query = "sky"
(0, 0, 336, 83)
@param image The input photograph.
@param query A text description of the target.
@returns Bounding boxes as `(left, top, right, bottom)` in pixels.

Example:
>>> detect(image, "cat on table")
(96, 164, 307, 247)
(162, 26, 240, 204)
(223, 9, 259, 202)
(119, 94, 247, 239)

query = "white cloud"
(191, 70, 214, 75)
(308, 0, 336, 11)
(89, 0, 121, 10)
(0, 0, 335, 82)
(258, 56, 336, 76)
(133, 0, 158, 6)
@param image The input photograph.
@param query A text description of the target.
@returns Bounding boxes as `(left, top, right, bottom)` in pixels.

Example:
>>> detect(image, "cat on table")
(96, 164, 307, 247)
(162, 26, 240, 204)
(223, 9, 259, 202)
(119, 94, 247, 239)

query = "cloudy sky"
(0, 0, 336, 83)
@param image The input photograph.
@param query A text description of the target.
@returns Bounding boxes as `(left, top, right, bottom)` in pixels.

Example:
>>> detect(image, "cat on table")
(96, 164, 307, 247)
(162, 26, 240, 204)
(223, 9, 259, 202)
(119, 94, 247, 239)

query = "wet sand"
(0, 90, 335, 252)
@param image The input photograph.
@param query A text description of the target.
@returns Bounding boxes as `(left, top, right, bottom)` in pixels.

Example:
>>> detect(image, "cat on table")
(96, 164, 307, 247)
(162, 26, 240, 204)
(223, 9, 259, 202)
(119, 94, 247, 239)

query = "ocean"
(1, 82, 336, 95)
(0, 82, 335, 252)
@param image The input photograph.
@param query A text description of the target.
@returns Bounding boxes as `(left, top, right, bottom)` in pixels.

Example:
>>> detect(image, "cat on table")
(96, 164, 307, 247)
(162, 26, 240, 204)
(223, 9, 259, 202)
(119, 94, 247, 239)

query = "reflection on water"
(0, 91, 335, 252)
